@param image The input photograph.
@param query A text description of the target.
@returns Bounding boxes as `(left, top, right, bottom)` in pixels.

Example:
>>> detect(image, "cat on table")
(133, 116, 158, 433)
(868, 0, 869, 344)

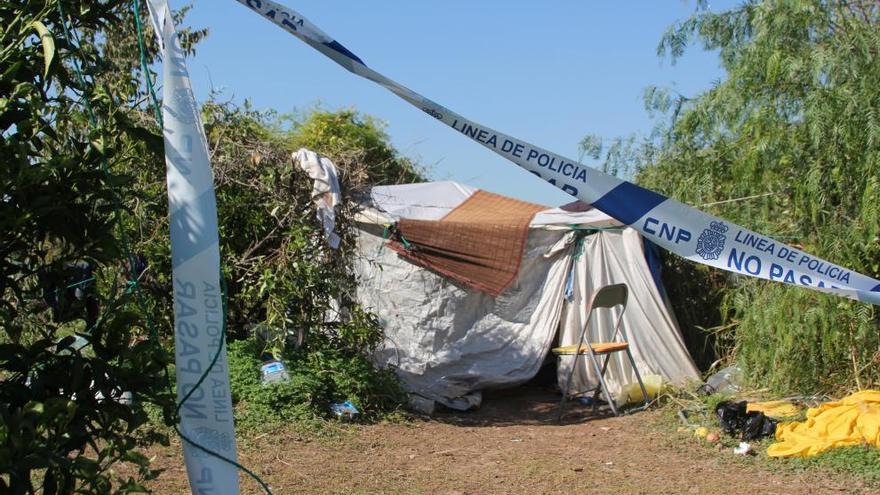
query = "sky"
(179, 1, 736, 206)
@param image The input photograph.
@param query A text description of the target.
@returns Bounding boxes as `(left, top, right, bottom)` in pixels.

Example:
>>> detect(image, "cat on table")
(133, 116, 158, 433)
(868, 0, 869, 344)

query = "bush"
(159, 104, 419, 428)
(0, 1, 182, 492)
(730, 282, 879, 393)
(228, 338, 329, 428)
(227, 331, 406, 431)
(2, 1, 417, 490)
(587, 0, 880, 393)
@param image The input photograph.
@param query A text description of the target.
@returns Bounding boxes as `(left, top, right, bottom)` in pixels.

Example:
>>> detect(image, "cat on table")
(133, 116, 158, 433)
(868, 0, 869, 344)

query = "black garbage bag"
(716, 400, 747, 434)
(715, 400, 777, 441)
(742, 410, 777, 440)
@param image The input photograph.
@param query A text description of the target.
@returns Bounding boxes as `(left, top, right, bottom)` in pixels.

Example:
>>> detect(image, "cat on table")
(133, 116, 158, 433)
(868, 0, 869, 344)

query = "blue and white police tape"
(147, 1, 239, 493)
(234, 0, 880, 306)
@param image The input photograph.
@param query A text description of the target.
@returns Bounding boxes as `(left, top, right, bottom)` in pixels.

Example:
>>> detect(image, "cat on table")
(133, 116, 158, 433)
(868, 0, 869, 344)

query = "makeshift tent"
(354, 181, 699, 410)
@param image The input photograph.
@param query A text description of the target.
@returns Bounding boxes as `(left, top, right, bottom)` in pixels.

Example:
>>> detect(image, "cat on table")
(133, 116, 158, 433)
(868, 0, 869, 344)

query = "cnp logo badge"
(696, 221, 728, 260)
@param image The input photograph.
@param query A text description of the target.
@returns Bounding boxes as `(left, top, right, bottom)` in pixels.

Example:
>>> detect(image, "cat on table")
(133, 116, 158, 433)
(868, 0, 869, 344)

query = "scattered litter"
(600, 426, 612, 432)
(733, 442, 753, 455)
(604, 461, 614, 466)
(260, 359, 289, 385)
(694, 426, 709, 438)
(511, 438, 523, 443)
(716, 400, 777, 441)
(700, 365, 743, 395)
(576, 396, 594, 406)
(330, 401, 359, 421)
(677, 408, 700, 427)
(705, 432, 720, 443)
(617, 374, 666, 406)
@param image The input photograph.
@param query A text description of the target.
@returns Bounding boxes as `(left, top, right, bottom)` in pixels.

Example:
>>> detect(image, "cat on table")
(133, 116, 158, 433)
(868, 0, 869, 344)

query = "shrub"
(585, 0, 880, 393)
(0, 1, 181, 492)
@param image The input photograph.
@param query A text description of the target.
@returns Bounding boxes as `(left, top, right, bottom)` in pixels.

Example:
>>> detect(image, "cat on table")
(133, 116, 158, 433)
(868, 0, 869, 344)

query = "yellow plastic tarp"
(767, 390, 880, 458)
(746, 400, 799, 418)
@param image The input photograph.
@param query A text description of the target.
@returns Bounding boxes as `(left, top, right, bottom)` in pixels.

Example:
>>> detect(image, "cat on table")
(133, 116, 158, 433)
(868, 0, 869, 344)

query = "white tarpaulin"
(556, 229, 699, 400)
(355, 182, 699, 409)
(357, 226, 569, 410)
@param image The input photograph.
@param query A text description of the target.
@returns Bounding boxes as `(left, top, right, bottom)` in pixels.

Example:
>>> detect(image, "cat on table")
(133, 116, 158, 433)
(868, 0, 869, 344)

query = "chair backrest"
(589, 283, 628, 310)
(581, 283, 629, 345)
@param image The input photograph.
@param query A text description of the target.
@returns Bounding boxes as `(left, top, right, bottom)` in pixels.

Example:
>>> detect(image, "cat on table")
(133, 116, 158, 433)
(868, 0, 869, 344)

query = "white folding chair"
(553, 283, 648, 420)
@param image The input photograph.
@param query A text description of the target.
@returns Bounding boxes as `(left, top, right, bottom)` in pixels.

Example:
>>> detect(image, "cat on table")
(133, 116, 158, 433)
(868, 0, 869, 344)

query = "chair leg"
(625, 347, 650, 411)
(587, 350, 618, 416)
(591, 353, 611, 414)
(557, 353, 579, 422)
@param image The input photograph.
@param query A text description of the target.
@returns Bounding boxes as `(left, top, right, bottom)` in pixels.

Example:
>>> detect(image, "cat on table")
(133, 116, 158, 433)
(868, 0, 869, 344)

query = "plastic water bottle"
(330, 401, 359, 421)
(260, 360, 290, 385)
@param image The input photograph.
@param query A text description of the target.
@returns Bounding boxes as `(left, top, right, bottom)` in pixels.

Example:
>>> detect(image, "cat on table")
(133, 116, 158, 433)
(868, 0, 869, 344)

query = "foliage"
(227, 332, 405, 431)
(227, 338, 328, 429)
(180, 103, 414, 427)
(786, 446, 880, 485)
(3, 1, 431, 492)
(204, 102, 424, 338)
(0, 1, 179, 493)
(287, 108, 425, 186)
(125, 98, 420, 421)
(584, 0, 880, 393)
(3, 0, 416, 491)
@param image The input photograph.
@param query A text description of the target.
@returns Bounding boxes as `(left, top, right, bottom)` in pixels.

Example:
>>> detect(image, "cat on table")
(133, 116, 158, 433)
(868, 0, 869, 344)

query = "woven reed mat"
(389, 190, 547, 296)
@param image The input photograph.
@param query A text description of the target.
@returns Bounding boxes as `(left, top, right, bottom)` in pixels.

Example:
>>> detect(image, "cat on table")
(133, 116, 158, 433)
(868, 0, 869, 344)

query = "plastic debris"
(260, 359, 290, 385)
(716, 400, 777, 441)
(733, 442, 753, 455)
(617, 374, 665, 407)
(700, 365, 743, 395)
(330, 400, 360, 421)
(56, 335, 89, 355)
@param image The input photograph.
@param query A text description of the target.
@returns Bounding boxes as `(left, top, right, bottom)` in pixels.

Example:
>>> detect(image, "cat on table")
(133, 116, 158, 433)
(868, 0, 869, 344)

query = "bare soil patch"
(145, 387, 871, 494)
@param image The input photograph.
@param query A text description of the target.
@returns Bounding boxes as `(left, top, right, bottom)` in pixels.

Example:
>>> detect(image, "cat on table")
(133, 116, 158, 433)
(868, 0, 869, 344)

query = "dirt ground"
(146, 387, 873, 495)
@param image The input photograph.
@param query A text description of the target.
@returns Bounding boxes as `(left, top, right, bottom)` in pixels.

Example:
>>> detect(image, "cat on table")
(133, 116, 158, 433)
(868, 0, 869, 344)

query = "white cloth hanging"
(294, 148, 341, 248)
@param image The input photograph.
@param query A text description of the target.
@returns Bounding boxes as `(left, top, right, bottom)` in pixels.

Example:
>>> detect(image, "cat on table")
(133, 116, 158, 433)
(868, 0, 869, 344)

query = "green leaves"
(29, 20, 54, 80)
(2, 1, 177, 493)
(623, 0, 880, 393)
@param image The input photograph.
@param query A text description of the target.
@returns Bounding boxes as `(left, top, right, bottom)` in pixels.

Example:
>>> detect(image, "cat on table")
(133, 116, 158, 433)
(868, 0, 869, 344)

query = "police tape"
(234, 0, 880, 306)
(147, 1, 239, 493)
